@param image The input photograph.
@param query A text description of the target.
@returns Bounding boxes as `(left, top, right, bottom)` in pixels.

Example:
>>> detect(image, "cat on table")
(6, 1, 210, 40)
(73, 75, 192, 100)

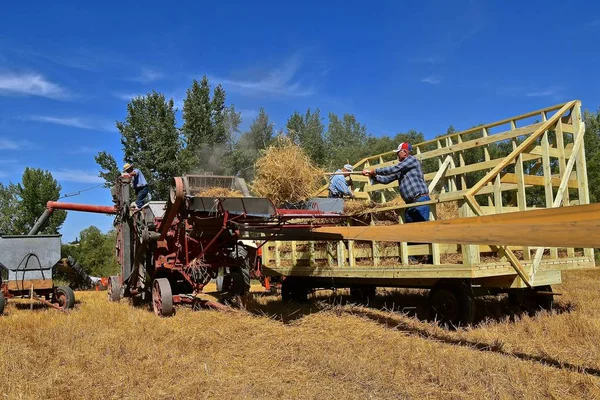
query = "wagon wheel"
(429, 282, 475, 329)
(281, 277, 309, 302)
(152, 278, 174, 317)
(107, 275, 122, 302)
(508, 285, 553, 316)
(54, 286, 76, 310)
(350, 285, 377, 303)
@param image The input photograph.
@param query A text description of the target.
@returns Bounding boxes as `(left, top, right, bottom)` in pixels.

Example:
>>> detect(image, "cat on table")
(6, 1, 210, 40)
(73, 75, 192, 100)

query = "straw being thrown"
(251, 136, 326, 206)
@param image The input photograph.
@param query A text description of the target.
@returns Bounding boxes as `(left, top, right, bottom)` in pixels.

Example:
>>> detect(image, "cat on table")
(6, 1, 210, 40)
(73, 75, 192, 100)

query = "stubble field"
(2, 270, 600, 399)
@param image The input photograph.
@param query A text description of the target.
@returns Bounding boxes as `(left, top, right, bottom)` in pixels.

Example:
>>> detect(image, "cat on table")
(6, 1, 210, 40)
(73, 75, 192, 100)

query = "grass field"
(2, 270, 600, 399)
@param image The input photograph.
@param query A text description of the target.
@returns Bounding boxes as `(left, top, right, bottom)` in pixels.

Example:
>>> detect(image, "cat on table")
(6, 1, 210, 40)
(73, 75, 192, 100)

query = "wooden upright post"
(540, 111, 558, 259)
(459, 199, 480, 266)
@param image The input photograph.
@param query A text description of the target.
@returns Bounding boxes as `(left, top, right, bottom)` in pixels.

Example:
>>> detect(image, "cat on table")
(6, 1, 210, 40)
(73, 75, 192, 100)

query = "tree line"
(94, 76, 600, 206)
(1, 76, 599, 276)
(94, 76, 429, 200)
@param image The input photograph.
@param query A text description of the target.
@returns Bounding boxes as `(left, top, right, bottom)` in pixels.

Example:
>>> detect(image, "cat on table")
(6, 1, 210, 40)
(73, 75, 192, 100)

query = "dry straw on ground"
(2, 270, 600, 399)
(251, 137, 325, 206)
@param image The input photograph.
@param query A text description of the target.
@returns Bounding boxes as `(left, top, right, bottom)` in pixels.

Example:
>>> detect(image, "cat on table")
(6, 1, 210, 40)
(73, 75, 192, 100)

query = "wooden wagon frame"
(261, 100, 596, 325)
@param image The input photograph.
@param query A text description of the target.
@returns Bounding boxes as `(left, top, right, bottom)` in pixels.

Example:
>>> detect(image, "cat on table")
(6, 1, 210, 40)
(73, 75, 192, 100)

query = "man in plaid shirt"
(362, 142, 430, 223)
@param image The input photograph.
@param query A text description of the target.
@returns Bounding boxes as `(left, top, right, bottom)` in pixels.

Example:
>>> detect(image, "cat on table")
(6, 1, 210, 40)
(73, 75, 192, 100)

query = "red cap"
(393, 142, 412, 153)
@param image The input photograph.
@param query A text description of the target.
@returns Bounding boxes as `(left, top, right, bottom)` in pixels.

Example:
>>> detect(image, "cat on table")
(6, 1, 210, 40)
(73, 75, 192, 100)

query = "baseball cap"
(393, 142, 412, 153)
(343, 164, 354, 171)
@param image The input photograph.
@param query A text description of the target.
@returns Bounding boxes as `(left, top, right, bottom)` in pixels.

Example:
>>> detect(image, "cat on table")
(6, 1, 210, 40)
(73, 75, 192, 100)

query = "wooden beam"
(530, 122, 586, 283)
(415, 101, 576, 149)
(540, 114, 558, 259)
(428, 155, 452, 193)
(512, 136, 531, 260)
(313, 203, 600, 248)
(418, 122, 544, 161)
(467, 101, 575, 196)
(499, 173, 578, 189)
(465, 195, 531, 287)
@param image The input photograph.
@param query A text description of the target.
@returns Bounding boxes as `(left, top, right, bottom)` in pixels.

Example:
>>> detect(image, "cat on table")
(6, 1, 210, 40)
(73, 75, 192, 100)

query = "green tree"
(285, 109, 327, 166)
(229, 108, 275, 180)
(363, 135, 396, 157)
(0, 183, 19, 234)
(97, 91, 182, 200)
(584, 109, 600, 203)
(9, 168, 66, 234)
(181, 76, 233, 174)
(62, 226, 118, 277)
(94, 151, 119, 188)
(326, 113, 368, 169)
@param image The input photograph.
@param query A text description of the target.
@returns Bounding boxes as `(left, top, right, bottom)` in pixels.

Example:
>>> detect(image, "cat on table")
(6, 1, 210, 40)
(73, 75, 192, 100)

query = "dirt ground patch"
(2, 270, 600, 399)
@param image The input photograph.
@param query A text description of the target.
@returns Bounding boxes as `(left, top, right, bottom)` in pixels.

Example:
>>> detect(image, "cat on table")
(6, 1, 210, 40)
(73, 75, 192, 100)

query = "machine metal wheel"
(228, 268, 251, 296)
(0, 291, 5, 315)
(216, 275, 225, 292)
(508, 285, 553, 315)
(54, 286, 76, 310)
(107, 275, 122, 302)
(152, 278, 174, 317)
(429, 282, 475, 328)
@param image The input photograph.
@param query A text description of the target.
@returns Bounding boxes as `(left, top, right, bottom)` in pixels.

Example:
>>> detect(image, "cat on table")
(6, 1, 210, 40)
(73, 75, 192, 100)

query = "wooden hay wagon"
(261, 100, 597, 326)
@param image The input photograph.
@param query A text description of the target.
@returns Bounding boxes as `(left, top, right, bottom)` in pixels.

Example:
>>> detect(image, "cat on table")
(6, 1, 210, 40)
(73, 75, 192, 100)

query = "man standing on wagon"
(362, 142, 430, 223)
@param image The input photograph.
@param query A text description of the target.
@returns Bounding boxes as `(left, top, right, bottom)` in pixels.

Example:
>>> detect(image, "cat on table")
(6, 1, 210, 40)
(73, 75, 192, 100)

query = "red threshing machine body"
(108, 175, 345, 315)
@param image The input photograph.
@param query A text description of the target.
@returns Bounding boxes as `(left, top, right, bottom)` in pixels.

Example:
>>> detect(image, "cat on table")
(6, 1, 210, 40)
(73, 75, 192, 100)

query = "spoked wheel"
(152, 278, 174, 317)
(54, 286, 76, 310)
(107, 276, 122, 302)
(429, 281, 475, 329)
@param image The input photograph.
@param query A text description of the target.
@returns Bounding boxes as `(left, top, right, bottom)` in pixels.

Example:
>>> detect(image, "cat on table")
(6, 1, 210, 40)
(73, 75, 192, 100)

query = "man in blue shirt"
(123, 163, 149, 209)
(329, 164, 355, 198)
(362, 142, 430, 223)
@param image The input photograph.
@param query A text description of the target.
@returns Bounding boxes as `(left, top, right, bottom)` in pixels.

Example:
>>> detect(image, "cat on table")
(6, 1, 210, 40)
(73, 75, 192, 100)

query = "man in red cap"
(362, 142, 430, 223)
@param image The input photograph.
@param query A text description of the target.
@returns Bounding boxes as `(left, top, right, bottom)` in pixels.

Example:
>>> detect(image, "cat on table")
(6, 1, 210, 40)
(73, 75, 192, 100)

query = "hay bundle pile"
(195, 187, 243, 197)
(252, 137, 325, 206)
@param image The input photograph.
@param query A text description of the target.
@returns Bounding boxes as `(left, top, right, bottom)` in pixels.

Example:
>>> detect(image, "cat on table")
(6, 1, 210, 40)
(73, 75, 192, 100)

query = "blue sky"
(1, 0, 599, 241)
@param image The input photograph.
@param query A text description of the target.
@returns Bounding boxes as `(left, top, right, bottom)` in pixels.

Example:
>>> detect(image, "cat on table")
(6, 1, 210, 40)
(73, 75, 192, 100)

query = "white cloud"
(421, 75, 442, 85)
(132, 68, 164, 83)
(212, 55, 315, 97)
(0, 72, 68, 99)
(29, 115, 92, 129)
(410, 56, 441, 64)
(52, 169, 103, 184)
(66, 146, 97, 154)
(239, 109, 259, 120)
(526, 89, 558, 97)
(27, 115, 116, 132)
(0, 136, 31, 150)
(114, 92, 141, 101)
(585, 19, 600, 30)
